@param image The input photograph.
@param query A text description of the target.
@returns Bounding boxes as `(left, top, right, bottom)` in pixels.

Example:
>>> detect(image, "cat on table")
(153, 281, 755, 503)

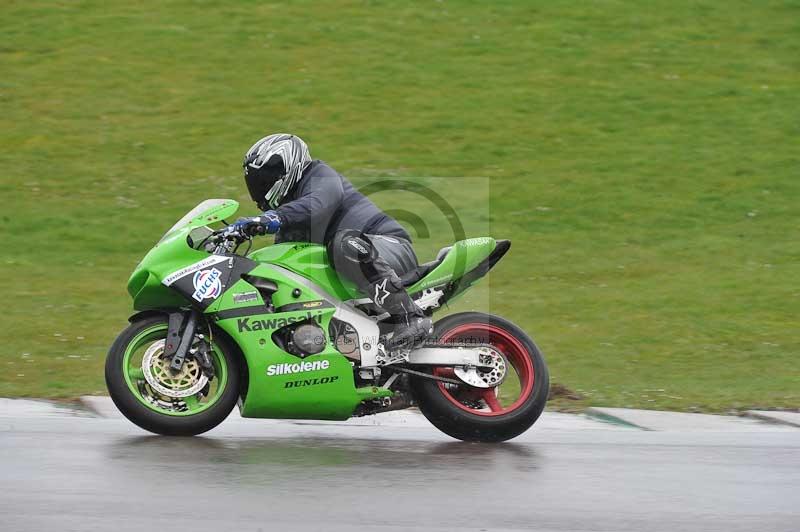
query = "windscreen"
(159, 199, 231, 243)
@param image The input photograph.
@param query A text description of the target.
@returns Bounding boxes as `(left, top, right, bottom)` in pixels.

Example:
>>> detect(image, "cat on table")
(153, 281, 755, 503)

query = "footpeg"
(375, 345, 410, 366)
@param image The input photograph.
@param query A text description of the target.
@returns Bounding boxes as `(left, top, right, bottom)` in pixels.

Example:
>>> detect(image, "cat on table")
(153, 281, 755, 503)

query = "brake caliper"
(192, 334, 215, 380)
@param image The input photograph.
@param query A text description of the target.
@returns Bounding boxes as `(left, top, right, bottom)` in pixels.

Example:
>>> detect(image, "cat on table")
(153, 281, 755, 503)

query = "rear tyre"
(105, 315, 240, 436)
(410, 312, 549, 442)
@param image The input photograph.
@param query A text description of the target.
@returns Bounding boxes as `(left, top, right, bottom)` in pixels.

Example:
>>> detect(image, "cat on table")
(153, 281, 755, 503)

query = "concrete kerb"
(584, 406, 798, 432)
(584, 407, 651, 430)
(744, 410, 800, 428)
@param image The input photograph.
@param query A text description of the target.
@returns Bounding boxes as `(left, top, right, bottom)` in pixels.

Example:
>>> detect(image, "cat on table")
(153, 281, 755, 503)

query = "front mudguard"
(128, 309, 171, 323)
(128, 308, 185, 346)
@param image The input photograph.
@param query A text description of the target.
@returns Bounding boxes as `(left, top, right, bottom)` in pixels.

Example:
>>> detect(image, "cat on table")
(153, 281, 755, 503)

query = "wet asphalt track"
(1, 407, 798, 532)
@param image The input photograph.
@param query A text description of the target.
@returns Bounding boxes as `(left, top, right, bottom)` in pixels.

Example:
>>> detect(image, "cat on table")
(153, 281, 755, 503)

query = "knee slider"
(341, 234, 377, 263)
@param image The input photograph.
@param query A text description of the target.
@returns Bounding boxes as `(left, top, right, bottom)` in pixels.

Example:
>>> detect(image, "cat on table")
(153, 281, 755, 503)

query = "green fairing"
(248, 237, 499, 301)
(123, 199, 504, 421)
(210, 265, 370, 419)
(216, 307, 363, 420)
(127, 236, 208, 310)
(248, 243, 360, 300)
(406, 237, 497, 295)
(127, 200, 240, 309)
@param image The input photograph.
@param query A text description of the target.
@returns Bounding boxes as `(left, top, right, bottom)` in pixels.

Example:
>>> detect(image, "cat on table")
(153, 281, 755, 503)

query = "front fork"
(164, 310, 214, 378)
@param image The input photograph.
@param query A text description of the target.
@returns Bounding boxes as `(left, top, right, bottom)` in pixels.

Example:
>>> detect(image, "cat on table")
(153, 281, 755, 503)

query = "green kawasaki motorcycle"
(106, 199, 549, 442)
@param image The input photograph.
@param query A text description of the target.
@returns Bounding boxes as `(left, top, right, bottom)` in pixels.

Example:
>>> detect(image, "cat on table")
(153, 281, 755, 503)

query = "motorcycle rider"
(230, 133, 433, 351)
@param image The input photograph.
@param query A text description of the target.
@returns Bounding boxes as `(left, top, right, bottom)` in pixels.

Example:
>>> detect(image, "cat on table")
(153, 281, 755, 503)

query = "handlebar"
(202, 227, 246, 254)
(203, 223, 265, 255)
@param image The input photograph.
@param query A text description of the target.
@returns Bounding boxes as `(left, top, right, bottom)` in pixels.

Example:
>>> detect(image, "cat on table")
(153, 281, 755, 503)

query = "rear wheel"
(410, 312, 549, 442)
(105, 315, 240, 436)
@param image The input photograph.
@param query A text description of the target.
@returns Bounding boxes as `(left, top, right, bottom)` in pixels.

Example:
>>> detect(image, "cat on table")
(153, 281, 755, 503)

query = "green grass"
(1, 0, 798, 412)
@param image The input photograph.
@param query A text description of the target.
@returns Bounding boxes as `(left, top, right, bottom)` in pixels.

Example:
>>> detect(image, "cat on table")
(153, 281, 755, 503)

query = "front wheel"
(105, 315, 241, 436)
(410, 312, 549, 442)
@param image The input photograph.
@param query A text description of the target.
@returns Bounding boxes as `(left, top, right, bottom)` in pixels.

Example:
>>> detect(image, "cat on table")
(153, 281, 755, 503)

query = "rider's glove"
(258, 210, 282, 234)
(229, 211, 282, 236)
(228, 217, 261, 236)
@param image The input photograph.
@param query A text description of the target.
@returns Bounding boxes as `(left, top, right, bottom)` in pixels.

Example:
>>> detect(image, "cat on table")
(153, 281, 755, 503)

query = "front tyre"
(411, 312, 549, 442)
(105, 315, 240, 436)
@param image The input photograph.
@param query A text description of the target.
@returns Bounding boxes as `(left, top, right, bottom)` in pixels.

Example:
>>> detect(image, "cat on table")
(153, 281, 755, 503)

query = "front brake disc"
(142, 340, 209, 398)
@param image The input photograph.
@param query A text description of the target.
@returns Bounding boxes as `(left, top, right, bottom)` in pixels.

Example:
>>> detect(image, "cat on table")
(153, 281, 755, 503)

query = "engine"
(273, 321, 326, 357)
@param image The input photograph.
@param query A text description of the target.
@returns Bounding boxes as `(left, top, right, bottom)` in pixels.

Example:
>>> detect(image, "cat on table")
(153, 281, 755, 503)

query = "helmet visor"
(244, 154, 285, 210)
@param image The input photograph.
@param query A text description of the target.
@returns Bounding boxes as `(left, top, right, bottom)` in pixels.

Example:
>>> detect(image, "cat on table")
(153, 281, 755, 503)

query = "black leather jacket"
(274, 160, 410, 245)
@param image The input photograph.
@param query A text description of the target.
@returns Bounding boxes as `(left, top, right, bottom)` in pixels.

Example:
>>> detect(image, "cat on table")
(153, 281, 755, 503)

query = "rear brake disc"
(453, 347, 508, 388)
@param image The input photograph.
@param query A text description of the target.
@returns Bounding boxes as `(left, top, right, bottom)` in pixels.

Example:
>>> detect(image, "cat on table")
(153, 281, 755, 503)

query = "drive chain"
(385, 365, 463, 385)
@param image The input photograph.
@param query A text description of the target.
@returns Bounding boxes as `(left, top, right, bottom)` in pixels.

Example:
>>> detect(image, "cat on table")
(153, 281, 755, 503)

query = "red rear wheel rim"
(434, 323, 534, 417)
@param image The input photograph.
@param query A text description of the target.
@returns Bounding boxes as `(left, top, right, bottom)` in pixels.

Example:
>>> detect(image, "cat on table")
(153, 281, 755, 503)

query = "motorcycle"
(105, 199, 549, 442)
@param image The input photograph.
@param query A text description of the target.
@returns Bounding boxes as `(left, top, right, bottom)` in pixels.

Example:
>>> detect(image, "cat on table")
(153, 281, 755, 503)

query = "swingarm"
(376, 344, 509, 389)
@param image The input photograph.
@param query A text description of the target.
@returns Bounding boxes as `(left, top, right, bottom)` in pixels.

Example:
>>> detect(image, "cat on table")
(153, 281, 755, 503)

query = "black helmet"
(243, 133, 311, 210)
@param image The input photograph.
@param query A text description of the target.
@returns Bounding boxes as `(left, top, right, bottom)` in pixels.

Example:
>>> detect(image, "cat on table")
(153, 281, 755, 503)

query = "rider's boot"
(328, 230, 433, 351)
(369, 276, 433, 352)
